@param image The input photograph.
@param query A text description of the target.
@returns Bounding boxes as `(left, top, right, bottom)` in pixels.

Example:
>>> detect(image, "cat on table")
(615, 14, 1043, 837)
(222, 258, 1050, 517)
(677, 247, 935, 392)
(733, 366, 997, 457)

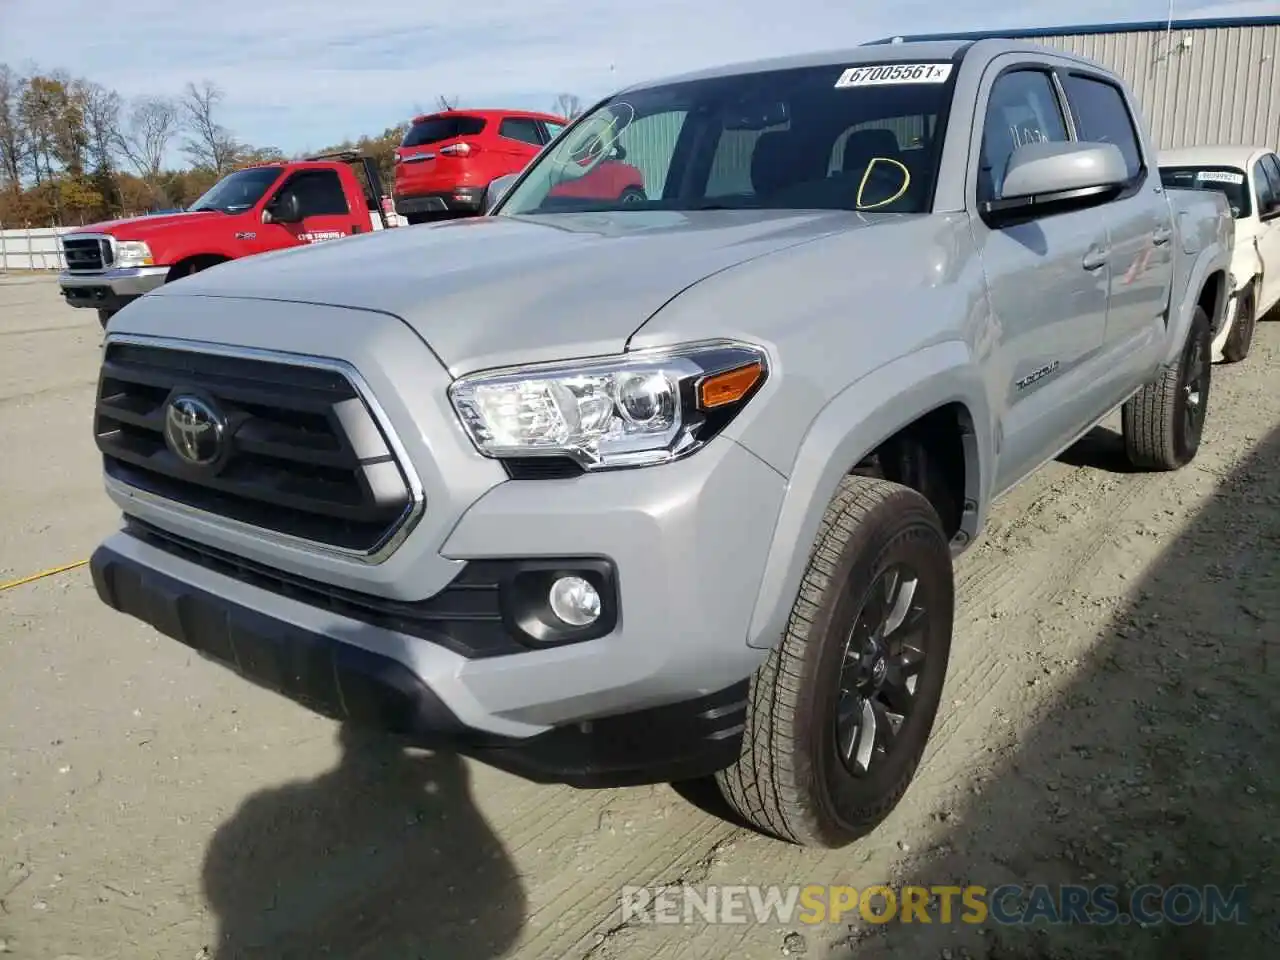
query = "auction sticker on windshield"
(835, 63, 953, 87)
(1197, 171, 1245, 185)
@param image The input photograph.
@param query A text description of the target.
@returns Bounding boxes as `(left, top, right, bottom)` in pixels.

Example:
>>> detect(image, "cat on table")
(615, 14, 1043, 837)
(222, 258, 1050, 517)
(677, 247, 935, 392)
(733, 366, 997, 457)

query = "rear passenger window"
(978, 70, 1070, 202)
(1060, 74, 1143, 180)
(500, 118, 544, 146)
(279, 170, 349, 217)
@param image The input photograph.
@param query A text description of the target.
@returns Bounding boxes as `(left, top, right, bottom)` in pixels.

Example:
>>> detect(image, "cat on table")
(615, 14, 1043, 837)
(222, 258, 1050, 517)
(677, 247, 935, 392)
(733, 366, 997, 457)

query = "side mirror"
(611, 143, 628, 161)
(484, 172, 521, 214)
(987, 141, 1129, 220)
(264, 191, 303, 224)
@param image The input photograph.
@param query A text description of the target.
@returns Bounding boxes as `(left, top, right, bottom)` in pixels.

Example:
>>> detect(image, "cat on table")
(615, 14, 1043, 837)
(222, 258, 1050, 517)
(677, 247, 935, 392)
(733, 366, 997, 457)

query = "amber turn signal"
(699, 361, 763, 410)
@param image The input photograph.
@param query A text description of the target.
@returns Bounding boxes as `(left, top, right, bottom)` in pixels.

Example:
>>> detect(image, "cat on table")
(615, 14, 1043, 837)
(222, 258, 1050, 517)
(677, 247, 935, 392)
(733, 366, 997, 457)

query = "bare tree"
(551, 93, 584, 119)
(80, 81, 120, 174)
(115, 95, 178, 181)
(0, 64, 26, 187)
(180, 80, 239, 175)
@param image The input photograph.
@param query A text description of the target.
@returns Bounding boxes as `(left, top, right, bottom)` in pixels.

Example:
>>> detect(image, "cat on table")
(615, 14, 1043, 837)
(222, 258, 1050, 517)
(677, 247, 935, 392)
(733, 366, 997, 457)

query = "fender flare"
(1162, 237, 1231, 369)
(745, 339, 992, 650)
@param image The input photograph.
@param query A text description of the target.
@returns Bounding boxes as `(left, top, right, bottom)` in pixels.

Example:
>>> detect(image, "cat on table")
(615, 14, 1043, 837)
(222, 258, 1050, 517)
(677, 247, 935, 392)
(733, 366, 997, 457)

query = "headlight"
(449, 341, 768, 470)
(113, 240, 154, 267)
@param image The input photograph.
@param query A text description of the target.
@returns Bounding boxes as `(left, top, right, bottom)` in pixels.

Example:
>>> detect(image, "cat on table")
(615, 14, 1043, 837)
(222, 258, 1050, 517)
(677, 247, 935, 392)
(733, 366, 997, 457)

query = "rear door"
(1254, 153, 1280, 313)
(495, 116, 546, 173)
(1057, 71, 1175, 356)
(396, 115, 488, 193)
(967, 61, 1112, 495)
(259, 169, 355, 250)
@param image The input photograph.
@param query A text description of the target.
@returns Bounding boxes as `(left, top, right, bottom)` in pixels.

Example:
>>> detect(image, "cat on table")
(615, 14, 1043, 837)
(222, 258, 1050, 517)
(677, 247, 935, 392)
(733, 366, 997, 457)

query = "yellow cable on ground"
(0, 559, 89, 592)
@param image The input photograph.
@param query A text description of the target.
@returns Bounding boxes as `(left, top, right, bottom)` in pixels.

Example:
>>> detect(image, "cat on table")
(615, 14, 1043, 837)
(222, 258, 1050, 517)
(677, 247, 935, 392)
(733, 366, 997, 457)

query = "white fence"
(0, 226, 74, 271)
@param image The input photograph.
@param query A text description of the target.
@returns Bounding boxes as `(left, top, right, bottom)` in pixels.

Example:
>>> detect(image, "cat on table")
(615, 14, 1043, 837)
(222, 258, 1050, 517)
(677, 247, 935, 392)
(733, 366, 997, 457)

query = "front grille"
(95, 343, 419, 554)
(63, 237, 112, 272)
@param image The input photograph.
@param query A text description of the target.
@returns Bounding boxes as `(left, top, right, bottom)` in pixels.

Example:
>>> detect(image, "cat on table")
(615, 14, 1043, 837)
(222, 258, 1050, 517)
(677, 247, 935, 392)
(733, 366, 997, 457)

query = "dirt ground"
(1, 274, 1277, 960)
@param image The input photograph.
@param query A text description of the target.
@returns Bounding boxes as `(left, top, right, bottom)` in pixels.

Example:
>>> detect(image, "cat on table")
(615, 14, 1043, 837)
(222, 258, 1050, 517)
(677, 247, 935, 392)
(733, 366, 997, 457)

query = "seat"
(839, 129, 915, 210)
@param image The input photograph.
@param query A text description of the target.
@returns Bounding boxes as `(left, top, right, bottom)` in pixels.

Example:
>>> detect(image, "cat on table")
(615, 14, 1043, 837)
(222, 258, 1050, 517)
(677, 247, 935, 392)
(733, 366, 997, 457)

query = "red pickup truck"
(59, 152, 395, 327)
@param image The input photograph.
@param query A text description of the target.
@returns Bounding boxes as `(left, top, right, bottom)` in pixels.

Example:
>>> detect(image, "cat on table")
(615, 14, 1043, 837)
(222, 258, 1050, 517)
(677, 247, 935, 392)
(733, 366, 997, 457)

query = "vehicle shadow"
(201, 720, 525, 959)
(834, 424, 1280, 959)
(1056, 425, 1145, 474)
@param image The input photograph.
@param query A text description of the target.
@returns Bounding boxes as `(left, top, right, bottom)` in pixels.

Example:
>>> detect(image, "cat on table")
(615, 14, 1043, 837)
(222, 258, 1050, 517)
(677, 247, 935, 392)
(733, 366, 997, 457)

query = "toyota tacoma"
(88, 38, 1232, 848)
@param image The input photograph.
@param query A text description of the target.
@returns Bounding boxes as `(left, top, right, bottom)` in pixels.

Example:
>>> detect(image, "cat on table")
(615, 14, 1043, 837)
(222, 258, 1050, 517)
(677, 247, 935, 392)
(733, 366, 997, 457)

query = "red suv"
(393, 109, 647, 223)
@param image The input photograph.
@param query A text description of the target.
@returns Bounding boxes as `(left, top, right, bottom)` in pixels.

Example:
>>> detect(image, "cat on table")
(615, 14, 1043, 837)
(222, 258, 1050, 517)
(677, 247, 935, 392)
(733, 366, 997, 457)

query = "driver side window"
(978, 70, 1070, 203)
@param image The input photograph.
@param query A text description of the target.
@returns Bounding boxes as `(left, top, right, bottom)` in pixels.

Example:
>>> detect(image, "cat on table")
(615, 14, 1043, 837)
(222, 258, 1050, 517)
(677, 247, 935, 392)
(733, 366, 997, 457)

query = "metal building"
(866, 15, 1280, 150)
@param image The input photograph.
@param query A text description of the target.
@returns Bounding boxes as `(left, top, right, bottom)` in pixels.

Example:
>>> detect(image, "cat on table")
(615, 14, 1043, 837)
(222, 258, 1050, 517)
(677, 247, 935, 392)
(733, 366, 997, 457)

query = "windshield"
(188, 167, 283, 213)
(1159, 165, 1251, 218)
(493, 61, 956, 216)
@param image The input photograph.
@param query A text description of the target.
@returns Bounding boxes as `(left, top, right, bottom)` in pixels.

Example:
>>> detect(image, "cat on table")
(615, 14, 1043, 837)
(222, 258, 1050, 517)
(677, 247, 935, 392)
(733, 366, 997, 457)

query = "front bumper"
(395, 188, 485, 217)
(91, 525, 753, 787)
(89, 300, 787, 786)
(59, 266, 168, 310)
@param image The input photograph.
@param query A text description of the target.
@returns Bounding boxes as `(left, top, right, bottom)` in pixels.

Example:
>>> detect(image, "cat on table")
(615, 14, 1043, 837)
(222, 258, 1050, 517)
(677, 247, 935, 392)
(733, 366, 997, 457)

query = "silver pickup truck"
(88, 38, 1232, 848)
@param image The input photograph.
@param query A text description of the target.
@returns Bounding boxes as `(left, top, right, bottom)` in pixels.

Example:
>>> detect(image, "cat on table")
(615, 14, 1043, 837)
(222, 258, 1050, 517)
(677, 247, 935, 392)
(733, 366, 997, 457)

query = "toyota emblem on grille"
(164, 394, 226, 467)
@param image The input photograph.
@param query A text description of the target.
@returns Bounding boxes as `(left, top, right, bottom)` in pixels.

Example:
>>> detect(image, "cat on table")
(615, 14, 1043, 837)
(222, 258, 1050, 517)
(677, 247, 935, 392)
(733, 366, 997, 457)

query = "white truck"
(1160, 145, 1280, 362)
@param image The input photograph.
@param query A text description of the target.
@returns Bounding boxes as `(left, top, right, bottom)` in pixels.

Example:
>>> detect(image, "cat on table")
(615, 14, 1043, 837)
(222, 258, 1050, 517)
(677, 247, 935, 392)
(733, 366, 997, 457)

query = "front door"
(969, 64, 1112, 495)
(257, 169, 358, 252)
(1058, 71, 1174, 360)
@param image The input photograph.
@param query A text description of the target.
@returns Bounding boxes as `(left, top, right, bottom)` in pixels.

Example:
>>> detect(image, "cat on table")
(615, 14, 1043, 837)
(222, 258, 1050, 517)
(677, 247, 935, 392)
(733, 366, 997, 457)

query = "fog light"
(548, 576, 601, 627)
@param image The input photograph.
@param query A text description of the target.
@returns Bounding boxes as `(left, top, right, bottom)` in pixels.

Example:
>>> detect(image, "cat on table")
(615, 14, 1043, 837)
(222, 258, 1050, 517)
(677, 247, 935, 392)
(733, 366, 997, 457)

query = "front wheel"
(617, 187, 646, 205)
(715, 475, 955, 848)
(1122, 303, 1212, 471)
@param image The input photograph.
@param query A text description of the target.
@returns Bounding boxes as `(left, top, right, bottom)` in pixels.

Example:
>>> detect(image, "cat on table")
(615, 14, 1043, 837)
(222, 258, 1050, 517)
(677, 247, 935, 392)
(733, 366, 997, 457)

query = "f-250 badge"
(1016, 360, 1060, 390)
(234, 231, 256, 240)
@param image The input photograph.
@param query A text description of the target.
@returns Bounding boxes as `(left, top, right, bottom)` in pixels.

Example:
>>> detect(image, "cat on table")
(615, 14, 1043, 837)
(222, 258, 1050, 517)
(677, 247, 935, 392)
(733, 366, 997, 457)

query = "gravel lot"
(1, 274, 1277, 960)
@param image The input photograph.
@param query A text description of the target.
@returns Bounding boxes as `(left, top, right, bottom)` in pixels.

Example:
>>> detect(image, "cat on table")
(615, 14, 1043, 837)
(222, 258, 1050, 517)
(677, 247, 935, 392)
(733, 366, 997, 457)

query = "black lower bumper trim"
(90, 542, 748, 787)
(62, 286, 138, 312)
(395, 190, 484, 216)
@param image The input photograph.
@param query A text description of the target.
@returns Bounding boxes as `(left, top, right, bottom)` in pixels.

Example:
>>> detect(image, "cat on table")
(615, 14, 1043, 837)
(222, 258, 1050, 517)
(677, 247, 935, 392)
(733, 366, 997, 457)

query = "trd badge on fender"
(163, 394, 226, 467)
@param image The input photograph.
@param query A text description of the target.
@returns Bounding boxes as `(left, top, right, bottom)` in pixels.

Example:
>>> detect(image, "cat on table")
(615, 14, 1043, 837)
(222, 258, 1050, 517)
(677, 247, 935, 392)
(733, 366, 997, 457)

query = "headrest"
(842, 128, 903, 173)
(751, 130, 812, 196)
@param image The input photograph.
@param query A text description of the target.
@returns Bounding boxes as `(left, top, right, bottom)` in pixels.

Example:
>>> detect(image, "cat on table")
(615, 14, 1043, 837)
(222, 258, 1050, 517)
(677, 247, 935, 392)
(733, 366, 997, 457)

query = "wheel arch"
(1164, 242, 1230, 371)
(745, 340, 991, 651)
(166, 253, 234, 283)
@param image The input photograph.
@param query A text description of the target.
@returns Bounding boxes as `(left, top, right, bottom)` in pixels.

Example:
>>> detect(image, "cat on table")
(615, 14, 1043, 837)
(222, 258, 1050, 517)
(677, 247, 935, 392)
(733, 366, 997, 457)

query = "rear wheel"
(618, 187, 646, 205)
(1221, 286, 1256, 363)
(714, 475, 954, 848)
(1122, 304, 1212, 470)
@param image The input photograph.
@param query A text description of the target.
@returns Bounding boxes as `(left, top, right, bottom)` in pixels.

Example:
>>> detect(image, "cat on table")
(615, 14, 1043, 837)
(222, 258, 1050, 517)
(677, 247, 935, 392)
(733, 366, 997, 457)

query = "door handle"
(1082, 248, 1109, 271)
(1152, 226, 1172, 246)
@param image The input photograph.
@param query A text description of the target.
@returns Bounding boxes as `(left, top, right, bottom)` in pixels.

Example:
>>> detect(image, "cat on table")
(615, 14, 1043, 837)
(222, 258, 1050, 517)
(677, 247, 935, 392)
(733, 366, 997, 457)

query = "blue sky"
(0, 0, 1271, 163)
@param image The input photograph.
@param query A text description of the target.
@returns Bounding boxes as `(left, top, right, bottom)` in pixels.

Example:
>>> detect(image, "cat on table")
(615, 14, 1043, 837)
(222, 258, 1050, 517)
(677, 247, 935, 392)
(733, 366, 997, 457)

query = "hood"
(77, 210, 229, 239)
(154, 209, 870, 374)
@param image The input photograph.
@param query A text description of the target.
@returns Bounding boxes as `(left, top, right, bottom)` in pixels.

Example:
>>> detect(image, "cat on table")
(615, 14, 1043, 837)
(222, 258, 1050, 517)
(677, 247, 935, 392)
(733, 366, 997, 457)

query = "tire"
(97, 308, 117, 329)
(715, 475, 955, 848)
(618, 187, 646, 205)
(1122, 303, 1212, 471)
(1221, 286, 1256, 363)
